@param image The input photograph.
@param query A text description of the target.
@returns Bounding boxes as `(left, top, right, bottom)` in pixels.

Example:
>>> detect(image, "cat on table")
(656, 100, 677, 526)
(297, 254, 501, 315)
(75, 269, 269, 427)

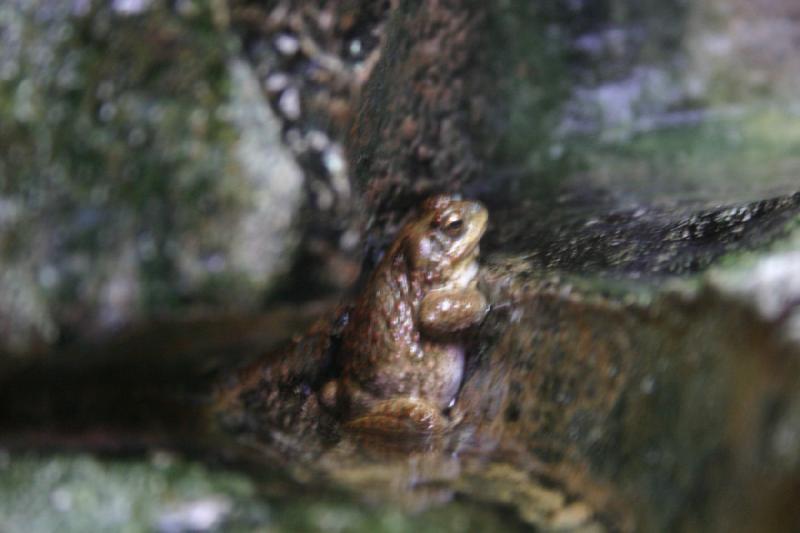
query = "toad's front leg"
(418, 288, 488, 338)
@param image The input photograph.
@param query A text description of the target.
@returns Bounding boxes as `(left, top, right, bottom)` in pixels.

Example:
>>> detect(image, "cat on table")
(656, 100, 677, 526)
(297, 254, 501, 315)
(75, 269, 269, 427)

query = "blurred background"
(1, 1, 799, 531)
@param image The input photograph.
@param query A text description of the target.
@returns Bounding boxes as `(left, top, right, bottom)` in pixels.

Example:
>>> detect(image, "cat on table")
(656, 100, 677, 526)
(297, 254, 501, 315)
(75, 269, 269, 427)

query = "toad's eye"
(443, 217, 464, 237)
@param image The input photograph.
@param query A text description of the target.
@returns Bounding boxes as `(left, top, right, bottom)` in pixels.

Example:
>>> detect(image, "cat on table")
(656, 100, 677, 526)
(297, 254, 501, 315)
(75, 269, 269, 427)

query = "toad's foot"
(344, 397, 449, 437)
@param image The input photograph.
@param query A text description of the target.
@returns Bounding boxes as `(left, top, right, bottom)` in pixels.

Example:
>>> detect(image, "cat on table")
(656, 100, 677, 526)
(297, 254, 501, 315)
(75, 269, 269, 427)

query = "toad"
(322, 195, 489, 433)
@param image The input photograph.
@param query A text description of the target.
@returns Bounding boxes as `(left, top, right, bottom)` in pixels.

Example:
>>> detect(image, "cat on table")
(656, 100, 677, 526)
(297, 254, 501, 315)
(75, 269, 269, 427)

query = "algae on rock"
(0, 1, 302, 355)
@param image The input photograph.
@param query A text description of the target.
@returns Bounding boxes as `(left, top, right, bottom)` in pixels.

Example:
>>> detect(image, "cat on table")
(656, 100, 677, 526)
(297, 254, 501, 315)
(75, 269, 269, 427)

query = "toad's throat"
(443, 243, 480, 287)
(446, 257, 479, 289)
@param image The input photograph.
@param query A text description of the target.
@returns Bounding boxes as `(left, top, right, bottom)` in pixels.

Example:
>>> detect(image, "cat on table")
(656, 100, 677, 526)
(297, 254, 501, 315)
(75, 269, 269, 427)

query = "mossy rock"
(0, 1, 303, 355)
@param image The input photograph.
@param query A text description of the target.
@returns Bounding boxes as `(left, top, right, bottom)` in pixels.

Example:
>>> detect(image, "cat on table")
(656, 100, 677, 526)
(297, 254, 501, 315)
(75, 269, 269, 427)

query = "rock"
(229, 0, 390, 298)
(475, 219, 800, 531)
(0, 1, 302, 355)
(349, 1, 488, 224)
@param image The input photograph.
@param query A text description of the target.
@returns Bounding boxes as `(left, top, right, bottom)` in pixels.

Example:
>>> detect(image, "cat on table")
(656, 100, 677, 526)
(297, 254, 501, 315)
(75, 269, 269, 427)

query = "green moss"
(0, 1, 241, 312)
(573, 105, 800, 204)
(0, 454, 265, 533)
(0, 453, 525, 532)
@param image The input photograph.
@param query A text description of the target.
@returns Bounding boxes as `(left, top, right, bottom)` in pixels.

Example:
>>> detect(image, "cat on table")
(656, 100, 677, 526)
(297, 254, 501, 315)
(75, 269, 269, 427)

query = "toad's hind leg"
(345, 397, 448, 437)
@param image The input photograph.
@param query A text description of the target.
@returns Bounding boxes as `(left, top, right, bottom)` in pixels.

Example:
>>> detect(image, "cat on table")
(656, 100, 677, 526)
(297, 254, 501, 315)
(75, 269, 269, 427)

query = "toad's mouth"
(445, 203, 488, 266)
(456, 235, 482, 262)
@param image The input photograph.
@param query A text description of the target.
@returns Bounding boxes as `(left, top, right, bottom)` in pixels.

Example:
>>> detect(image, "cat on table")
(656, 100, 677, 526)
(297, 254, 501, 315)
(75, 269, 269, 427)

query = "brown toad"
(323, 195, 489, 433)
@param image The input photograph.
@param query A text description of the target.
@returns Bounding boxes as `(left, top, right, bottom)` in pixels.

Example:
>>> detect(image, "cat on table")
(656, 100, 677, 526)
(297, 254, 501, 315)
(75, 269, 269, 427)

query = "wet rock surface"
(479, 253, 800, 531)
